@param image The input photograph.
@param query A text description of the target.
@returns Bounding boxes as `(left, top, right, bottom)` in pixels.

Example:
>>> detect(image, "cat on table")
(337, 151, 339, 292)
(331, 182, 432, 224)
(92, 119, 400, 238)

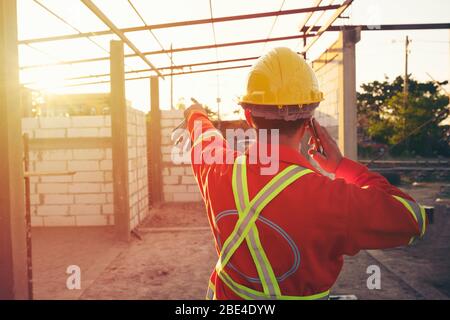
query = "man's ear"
(244, 108, 255, 128)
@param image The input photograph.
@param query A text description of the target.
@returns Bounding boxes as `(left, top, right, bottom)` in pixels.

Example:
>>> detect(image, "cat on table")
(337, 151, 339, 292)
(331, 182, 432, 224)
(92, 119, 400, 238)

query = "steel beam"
(80, 0, 163, 78)
(301, 23, 450, 32)
(57, 64, 252, 88)
(302, 0, 354, 53)
(110, 40, 131, 242)
(21, 33, 315, 70)
(19, 4, 341, 45)
(22, 56, 260, 85)
(148, 77, 163, 205)
(298, 0, 323, 32)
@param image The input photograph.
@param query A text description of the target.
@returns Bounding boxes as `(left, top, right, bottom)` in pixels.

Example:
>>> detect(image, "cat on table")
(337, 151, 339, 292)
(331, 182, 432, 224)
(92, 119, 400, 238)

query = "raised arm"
(184, 104, 237, 197)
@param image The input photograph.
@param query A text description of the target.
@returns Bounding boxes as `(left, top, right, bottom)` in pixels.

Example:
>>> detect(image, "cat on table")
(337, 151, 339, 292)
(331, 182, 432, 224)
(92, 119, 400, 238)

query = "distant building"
(22, 91, 132, 117)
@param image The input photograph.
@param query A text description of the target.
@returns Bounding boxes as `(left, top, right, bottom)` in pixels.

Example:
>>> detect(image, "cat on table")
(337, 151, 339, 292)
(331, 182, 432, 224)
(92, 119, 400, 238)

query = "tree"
(357, 76, 450, 157)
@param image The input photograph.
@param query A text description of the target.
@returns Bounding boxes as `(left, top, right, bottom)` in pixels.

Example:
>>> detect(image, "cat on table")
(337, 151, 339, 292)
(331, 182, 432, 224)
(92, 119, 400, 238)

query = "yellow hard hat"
(240, 47, 323, 106)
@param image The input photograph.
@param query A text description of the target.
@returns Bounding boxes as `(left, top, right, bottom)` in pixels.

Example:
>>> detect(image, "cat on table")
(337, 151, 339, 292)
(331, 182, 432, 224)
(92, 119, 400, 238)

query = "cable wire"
(209, 0, 221, 120)
(127, 0, 177, 67)
(262, 0, 286, 52)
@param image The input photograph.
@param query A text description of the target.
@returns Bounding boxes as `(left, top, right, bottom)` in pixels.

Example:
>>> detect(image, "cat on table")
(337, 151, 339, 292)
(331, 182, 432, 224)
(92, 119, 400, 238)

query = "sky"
(17, 0, 450, 118)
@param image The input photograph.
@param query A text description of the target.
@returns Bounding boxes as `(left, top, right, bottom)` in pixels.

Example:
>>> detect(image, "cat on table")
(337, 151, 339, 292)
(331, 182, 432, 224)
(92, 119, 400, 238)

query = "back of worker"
(183, 47, 426, 300)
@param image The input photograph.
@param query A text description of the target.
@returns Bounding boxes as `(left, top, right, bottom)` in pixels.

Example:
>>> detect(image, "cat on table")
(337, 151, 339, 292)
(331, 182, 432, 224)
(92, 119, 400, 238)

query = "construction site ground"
(32, 183, 450, 300)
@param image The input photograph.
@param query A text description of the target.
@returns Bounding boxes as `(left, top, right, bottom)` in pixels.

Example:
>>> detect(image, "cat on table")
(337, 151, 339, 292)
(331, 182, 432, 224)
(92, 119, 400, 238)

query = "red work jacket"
(186, 111, 425, 300)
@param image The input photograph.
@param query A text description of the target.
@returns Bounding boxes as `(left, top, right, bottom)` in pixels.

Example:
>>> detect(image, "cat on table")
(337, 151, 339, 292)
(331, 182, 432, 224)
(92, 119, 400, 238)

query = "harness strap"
(232, 155, 281, 298)
(217, 163, 312, 273)
(206, 280, 215, 300)
(214, 155, 314, 299)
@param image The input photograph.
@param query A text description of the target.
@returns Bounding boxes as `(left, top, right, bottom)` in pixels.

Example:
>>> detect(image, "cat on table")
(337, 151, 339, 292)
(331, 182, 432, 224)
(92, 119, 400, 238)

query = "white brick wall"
(22, 115, 114, 227)
(312, 41, 342, 141)
(160, 110, 202, 203)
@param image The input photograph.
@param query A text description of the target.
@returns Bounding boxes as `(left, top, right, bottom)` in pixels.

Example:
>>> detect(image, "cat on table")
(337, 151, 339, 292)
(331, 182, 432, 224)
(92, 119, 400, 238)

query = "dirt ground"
(32, 183, 450, 300)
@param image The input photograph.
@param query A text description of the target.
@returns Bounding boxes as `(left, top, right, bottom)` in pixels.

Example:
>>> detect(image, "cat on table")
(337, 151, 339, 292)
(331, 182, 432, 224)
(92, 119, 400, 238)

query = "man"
(183, 47, 426, 300)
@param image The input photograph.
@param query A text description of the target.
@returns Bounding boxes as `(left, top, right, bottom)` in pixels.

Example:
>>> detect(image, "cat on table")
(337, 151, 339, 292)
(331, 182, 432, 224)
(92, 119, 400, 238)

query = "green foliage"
(358, 76, 450, 157)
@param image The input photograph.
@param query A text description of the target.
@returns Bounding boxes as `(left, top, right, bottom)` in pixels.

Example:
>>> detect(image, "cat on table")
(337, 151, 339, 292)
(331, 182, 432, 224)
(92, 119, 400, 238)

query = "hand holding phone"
(307, 118, 343, 174)
(308, 118, 325, 156)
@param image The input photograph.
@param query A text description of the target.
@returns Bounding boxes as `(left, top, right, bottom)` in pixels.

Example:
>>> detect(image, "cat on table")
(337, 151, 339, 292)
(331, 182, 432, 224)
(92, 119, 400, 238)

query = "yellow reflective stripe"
(419, 205, 426, 237)
(232, 155, 273, 296)
(219, 269, 330, 300)
(218, 166, 313, 278)
(250, 226, 282, 297)
(238, 156, 281, 298)
(192, 129, 222, 147)
(219, 270, 265, 300)
(281, 289, 330, 300)
(221, 165, 299, 265)
(206, 281, 216, 300)
(392, 195, 426, 240)
(393, 195, 417, 222)
(218, 165, 300, 271)
(247, 228, 272, 295)
(231, 157, 241, 209)
(240, 155, 249, 205)
(220, 157, 328, 301)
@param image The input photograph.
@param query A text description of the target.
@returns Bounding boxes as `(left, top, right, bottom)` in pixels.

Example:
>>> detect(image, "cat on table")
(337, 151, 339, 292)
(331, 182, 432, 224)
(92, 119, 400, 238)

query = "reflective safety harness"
(205, 155, 426, 300)
(206, 155, 330, 300)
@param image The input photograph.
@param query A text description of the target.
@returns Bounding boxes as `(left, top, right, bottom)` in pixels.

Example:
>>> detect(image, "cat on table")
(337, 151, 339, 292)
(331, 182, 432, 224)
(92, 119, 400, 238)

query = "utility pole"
(403, 35, 411, 150)
(403, 36, 410, 110)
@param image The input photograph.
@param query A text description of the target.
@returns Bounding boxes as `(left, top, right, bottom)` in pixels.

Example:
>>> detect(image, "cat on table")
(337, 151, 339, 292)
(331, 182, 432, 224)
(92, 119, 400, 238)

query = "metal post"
(149, 77, 163, 205)
(110, 40, 130, 242)
(0, 0, 29, 299)
(22, 133, 33, 299)
(338, 28, 360, 160)
(170, 43, 173, 110)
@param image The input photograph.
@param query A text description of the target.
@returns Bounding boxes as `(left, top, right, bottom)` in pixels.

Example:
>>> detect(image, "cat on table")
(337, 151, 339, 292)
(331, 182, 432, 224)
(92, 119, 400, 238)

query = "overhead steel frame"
(19, 4, 341, 44)
(25, 19, 450, 87)
(21, 33, 317, 70)
(19, 1, 450, 90)
(80, 0, 163, 78)
(18, 1, 347, 85)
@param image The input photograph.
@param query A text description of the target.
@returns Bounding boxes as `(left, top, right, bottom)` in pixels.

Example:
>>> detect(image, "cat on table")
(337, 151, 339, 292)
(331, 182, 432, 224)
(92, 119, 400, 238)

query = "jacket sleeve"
(319, 158, 427, 256)
(186, 111, 237, 198)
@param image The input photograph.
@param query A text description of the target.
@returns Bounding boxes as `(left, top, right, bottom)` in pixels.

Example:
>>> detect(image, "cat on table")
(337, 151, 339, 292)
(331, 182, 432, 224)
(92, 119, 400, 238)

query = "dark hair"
(250, 115, 308, 136)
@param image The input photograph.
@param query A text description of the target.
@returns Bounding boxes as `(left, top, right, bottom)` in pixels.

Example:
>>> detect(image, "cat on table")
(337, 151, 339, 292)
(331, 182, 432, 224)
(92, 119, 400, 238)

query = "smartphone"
(309, 118, 325, 156)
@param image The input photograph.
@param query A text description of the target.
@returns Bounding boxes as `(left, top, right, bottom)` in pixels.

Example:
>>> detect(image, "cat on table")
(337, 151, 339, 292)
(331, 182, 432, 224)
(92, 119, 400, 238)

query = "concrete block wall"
(22, 116, 113, 227)
(312, 42, 341, 141)
(312, 29, 359, 160)
(127, 107, 150, 229)
(160, 110, 202, 202)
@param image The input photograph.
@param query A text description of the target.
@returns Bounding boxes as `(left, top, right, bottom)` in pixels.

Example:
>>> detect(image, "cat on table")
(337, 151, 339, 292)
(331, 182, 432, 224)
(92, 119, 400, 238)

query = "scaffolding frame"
(19, 0, 353, 89)
(18, 1, 450, 90)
